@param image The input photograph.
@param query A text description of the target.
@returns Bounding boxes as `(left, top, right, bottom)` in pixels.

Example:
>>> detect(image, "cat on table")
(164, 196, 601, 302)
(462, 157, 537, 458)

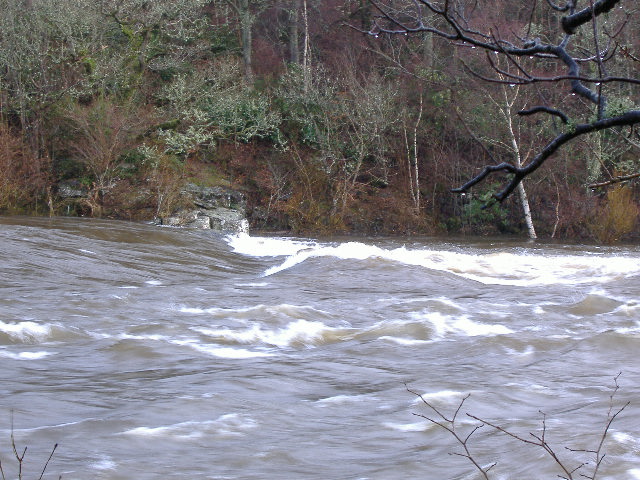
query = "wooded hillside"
(1, 0, 638, 240)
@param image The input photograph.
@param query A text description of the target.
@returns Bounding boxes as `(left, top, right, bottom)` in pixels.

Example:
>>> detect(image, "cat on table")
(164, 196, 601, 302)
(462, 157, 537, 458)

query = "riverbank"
(3, 145, 637, 242)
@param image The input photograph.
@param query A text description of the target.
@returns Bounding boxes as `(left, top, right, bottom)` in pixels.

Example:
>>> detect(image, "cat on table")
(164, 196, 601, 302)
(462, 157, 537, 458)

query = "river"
(1, 216, 639, 479)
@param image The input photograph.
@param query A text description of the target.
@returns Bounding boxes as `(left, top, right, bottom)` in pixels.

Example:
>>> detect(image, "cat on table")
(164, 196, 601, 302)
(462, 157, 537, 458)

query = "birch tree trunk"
(501, 86, 537, 239)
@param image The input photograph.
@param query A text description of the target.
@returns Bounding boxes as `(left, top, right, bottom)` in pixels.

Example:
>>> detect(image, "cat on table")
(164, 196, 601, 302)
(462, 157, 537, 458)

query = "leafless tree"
(406, 373, 629, 479)
(363, 0, 640, 202)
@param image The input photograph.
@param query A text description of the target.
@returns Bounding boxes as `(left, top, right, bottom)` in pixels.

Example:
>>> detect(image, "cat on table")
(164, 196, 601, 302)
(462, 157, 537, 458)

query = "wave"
(315, 394, 374, 406)
(0, 350, 53, 360)
(171, 339, 274, 359)
(409, 389, 465, 404)
(123, 413, 257, 439)
(193, 319, 349, 348)
(0, 320, 53, 343)
(179, 303, 332, 321)
(416, 312, 514, 338)
(227, 234, 640, 286)
(89, 455, 117, 471)
(383, 421, 433, 432)
(178, 305, 512, 355)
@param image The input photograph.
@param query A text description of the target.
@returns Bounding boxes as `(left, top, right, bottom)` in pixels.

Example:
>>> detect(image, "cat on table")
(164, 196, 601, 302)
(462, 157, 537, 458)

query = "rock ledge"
(159, 184, 249, 233)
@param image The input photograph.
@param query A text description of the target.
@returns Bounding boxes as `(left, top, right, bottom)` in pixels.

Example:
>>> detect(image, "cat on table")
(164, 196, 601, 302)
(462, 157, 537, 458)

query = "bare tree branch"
(358, 0, 640, 202)
(561, 0, 622, 34)
(589, 172, 640, 188)
(405, 385, 494, 479)
(408, 374, 630, 479)
(453, 110, 640, 201)
(519, 106, 570, 124)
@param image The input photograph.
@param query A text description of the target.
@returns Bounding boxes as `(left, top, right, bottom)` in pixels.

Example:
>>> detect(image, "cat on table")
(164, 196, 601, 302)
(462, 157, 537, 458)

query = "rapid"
(1, 216, 640, 479)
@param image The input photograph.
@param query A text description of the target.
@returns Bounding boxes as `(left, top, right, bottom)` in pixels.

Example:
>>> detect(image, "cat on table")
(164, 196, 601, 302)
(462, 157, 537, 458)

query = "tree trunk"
(302, 0, 310, 93)
(288, 0, 301, 64)
(501, 83, 537, 239)
(507, 113, 537, 239)
(239, 0, 253, 84)
(516, 181, 536, 239)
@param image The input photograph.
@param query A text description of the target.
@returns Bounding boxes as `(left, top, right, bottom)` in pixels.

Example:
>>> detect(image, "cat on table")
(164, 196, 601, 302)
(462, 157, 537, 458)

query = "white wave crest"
(383, 421, 433, 432)
(315, 394, 373, 406)
(0, 350, 52, 360)
(417, 312, 513, 338)
(613, 431, 640, 451)
(179, 303, 331, 321)
(0, 320, 52, 342)
(379, 336, 431, 346)
(124, 413, 257, 439)
(227, 233, 318, 257)
(194, 319, 342, 348)
(89, 455, 117, 471)
(410, 390, 464, 405)
(226, 234, 640, 286)
(171, 339, 274, 359)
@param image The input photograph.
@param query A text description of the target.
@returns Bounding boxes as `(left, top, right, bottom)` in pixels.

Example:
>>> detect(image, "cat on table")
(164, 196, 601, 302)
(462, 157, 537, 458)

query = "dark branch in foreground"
(362, 0, 640, 202)
(452, 111, 640, 201)
(0, 412, 60, 480)
(518, 106, 569, 124)
(405, 385, 493, 479)
(561, 0, 622, 34)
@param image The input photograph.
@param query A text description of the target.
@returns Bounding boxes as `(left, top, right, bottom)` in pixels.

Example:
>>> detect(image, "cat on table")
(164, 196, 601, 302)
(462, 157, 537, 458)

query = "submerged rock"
(159, 183, 249, 233)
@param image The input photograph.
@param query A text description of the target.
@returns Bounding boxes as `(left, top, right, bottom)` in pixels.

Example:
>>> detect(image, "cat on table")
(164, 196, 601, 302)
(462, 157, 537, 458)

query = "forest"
(0, 0, 639, 241)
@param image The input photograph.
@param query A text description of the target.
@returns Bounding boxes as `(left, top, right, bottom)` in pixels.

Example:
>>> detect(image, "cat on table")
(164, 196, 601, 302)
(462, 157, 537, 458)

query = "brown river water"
(1, 216, 640, 479)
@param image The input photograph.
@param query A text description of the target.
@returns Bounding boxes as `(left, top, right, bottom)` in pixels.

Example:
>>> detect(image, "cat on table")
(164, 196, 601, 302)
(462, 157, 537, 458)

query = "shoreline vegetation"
(0, 0, 638, 241)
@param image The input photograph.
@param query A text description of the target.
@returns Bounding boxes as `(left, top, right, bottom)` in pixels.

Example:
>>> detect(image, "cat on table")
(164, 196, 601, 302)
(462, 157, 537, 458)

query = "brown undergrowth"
(589, 185, 639, 243)
(0, 123, 52, 214)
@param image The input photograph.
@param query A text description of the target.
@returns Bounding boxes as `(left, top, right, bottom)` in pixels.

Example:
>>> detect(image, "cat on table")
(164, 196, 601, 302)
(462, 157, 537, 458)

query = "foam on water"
(503, 344, 535, 356)
(89, 455, 117, 471)
(0, 320, 52, 342)
(612, 432, 640, 450)
(379, 336, 431, 346)
(315, 394, 373, 406)
(227, 234, 318, 257)
(227, 234, 640, 286)
(179, 302, 511, 353)
(194, 319, 343, 348)
(613, 301, 640, 316)
(383, 421, 432, 432)
(179, 303, 332, 320)
(171, 339, 274, 358)
(410, 389, 465, 404)
(0, 350, 53, 360)
(123, 414, 257, 439)
(415, 311, 514, 338)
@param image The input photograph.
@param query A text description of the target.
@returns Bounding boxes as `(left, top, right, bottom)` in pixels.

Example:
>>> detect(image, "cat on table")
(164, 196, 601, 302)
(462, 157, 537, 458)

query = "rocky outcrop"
(56, 180, 89, 199)
(159, 183, 249, 233)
